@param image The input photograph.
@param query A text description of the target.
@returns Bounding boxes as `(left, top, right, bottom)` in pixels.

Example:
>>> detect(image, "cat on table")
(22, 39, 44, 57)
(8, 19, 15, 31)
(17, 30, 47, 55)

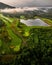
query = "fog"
(0, 7, 38, 13)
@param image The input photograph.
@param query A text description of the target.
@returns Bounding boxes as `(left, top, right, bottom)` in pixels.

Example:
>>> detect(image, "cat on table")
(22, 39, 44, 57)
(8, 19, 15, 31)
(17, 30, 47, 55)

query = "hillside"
(0, 14, 52, 65)
(0, 2, 15, 9)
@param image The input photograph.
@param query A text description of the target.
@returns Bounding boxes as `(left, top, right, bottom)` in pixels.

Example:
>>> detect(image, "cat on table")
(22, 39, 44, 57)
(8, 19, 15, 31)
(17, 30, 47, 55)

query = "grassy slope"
(0, 14, 22, 53)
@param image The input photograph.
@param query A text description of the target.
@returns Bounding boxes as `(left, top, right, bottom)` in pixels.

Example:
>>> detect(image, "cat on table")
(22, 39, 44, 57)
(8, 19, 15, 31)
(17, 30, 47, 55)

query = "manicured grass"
(0, 15, 22, 53)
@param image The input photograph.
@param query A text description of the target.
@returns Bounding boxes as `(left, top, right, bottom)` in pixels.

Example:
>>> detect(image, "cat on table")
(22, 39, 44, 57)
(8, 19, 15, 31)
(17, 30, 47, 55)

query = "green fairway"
(0, 14, 22, 53)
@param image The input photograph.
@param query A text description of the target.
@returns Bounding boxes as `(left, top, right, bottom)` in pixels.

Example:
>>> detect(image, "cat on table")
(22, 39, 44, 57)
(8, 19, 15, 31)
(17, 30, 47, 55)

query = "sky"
(0, 0, 52, 7)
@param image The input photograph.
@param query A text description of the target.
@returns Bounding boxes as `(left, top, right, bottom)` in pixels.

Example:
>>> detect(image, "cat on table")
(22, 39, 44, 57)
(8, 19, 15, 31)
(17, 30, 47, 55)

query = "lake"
(20, 18, 49, 26)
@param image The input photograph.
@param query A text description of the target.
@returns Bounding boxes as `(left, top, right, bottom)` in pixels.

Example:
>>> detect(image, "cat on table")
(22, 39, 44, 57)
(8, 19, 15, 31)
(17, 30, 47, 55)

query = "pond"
(20, 18, 49, 26)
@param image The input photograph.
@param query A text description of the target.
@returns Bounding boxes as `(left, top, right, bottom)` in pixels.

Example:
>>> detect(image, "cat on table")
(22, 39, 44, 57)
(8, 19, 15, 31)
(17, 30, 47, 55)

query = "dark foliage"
(0, 28, 52, 65)
(15, 28, 52, 65)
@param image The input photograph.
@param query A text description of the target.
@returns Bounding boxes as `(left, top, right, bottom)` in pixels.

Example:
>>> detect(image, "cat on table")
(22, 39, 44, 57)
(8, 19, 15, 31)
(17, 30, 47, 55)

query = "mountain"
(0, 2, 15, 9)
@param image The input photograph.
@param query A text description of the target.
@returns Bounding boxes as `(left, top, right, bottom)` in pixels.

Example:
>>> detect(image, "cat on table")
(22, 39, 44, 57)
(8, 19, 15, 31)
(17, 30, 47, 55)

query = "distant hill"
(0, 2, 15, 9)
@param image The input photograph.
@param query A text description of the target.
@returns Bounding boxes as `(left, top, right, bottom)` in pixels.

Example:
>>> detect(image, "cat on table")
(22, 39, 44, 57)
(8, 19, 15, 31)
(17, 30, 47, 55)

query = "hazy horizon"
(0, 0, 52, 7)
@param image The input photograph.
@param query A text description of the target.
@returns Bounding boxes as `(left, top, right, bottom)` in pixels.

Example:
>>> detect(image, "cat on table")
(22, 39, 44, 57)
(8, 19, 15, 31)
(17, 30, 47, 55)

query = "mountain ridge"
(0, 2, 15, 9)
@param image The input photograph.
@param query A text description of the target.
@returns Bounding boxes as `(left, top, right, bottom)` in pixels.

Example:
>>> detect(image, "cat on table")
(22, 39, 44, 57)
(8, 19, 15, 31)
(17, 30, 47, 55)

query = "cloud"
(0, 7, 38, 13)
(0, 0, 52, 7)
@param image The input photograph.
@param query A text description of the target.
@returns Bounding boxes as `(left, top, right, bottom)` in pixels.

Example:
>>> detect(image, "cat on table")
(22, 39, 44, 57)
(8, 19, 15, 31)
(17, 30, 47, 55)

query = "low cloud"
(0, 7, 38, 13)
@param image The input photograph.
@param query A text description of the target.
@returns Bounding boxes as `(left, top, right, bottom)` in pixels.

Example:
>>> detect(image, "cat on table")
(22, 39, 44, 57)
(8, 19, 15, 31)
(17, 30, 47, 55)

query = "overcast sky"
(0, 0, 52, 7)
